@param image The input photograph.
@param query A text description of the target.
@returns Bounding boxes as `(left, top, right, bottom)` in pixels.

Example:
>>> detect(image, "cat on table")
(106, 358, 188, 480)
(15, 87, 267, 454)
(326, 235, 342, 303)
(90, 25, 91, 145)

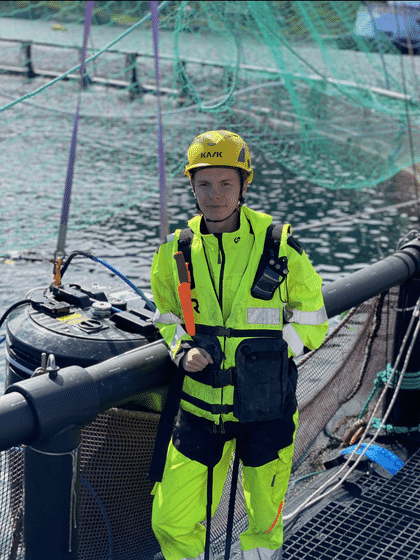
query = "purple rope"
(150, 0, 168, 242)
(56, 1, 94, 256)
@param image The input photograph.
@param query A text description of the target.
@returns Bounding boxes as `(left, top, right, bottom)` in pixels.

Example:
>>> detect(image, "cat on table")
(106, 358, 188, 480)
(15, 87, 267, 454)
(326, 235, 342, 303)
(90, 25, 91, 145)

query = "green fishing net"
(0, 1, 419, 253)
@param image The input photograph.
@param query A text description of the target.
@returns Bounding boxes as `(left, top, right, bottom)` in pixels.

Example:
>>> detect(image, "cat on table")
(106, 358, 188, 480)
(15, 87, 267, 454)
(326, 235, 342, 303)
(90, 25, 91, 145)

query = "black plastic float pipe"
(322, 238, 420, 318)
(1, 238, 420, 452)
(0, 339, 174, 451)
(1, 340, 174, 560)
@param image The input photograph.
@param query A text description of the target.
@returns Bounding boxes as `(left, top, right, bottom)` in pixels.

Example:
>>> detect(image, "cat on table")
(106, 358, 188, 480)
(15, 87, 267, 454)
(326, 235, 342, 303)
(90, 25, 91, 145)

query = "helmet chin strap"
(202, 204, 241, 223)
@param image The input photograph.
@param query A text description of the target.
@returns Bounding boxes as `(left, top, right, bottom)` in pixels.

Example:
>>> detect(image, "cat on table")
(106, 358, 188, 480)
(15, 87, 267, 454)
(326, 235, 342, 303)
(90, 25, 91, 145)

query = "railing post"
(125, 52, 143, 101)
(175, 59, 189, 106)
(384, 273, 420, 431)
(24, 425, 81, 559)
(21, 41, 36, 79)
(79, 47, 92, 89)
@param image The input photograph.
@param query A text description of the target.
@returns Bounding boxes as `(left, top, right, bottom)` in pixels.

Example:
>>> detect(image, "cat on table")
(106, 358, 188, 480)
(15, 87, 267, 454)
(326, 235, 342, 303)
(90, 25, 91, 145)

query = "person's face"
(192, 167, 248, 222)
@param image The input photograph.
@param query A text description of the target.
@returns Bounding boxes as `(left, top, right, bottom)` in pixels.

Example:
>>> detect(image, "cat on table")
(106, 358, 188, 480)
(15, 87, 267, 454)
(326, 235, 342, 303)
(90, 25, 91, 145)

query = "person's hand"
(181, 347, 214, 372)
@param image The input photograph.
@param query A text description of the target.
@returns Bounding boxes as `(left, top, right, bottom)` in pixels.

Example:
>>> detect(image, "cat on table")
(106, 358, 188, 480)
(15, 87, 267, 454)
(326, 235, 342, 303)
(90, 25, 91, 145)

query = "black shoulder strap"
(177, 228, 195, 289)
(266, 223, 282, 252)
(267, 223, 303, 255)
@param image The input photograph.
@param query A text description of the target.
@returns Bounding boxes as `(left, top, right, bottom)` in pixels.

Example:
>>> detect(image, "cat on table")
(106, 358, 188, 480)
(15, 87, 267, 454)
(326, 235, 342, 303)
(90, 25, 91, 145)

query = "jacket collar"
(187, 205, 272, 238)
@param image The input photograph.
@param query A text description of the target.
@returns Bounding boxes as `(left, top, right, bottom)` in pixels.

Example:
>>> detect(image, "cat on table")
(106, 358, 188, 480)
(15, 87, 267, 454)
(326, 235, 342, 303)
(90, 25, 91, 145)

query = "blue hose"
(60, 251, 156, 312)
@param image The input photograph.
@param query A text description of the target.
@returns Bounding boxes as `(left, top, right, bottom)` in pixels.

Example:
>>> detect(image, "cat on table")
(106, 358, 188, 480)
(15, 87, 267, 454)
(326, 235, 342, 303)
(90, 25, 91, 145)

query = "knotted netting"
(1, 1, 420, 254)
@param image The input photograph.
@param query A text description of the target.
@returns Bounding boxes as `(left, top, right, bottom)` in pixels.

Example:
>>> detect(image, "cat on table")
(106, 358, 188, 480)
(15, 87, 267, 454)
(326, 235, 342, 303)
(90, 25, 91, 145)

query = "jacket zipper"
(216, 234, 225, 313)
(217, 235, 226, 431)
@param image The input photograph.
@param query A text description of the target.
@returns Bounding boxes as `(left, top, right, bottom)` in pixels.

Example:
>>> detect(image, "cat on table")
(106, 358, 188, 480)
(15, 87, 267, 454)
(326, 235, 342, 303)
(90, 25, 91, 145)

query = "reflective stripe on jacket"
(150, 205, 328, 424)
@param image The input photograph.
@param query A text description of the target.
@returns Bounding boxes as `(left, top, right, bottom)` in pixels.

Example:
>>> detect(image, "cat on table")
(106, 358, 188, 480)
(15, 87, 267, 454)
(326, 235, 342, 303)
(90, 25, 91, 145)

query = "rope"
(80, 477, 114, 560)
(284, 293, 420, 521)
(174, 0, 241, 111)
(0, 299, 33, 330)
(360, 361, 420, 424)
(377, 362, 420, 390)
(54, 0, 94, 262)
(150, 0, 168, 245)
(371, 417, 420, 433)
(0, 2, 170, 116)
(366, 1, 391, 91)
(343, 293, 386, 405)
(28, 444, 81, 553)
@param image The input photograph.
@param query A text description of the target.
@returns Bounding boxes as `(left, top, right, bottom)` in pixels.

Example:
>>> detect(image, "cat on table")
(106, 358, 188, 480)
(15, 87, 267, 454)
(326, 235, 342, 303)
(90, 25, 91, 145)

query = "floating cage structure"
(0, 289, 396, 560)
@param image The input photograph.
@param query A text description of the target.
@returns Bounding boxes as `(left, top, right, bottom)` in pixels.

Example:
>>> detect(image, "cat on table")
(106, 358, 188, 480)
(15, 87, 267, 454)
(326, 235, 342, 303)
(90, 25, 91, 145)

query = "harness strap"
(205, 464, 213, 560)
(194, 324, 283, 338)
(225, 449, 240, 560)
(176, 222, 296, 295)
(148, 367, 185, 482)
(187, 367, 236, 388)
(180, 391, 234, 415)
(178, 228, 195, 289)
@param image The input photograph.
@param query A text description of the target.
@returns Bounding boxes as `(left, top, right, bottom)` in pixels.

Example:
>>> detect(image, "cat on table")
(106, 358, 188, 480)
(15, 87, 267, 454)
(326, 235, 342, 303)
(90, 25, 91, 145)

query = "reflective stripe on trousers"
(178, 545, 282, 560)
(177, 551, 214, 560)
(242, 547, 283, 559)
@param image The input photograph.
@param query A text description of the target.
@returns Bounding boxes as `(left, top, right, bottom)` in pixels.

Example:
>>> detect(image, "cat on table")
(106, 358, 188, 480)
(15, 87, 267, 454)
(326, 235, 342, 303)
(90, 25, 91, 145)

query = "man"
(150, 130, 328, 560)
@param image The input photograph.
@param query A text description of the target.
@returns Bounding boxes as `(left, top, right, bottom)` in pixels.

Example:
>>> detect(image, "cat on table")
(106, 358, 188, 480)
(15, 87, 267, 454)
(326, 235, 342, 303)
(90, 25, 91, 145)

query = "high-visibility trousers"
(151, 409, 298, 560)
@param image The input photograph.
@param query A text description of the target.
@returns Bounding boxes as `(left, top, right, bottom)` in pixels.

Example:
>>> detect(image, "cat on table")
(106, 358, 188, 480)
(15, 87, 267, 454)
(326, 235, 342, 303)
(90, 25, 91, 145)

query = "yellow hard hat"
(184, 130, 253, 184)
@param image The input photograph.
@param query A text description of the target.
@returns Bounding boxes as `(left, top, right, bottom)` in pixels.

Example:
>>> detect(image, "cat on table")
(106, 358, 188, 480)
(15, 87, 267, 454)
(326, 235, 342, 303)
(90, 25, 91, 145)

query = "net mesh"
(0, 291, 396, 560)
(1, 1, 420, 253)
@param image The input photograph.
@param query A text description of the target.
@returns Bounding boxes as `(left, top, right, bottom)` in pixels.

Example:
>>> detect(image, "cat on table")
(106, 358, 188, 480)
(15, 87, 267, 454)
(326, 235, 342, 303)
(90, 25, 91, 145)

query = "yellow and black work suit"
(150, 205, 328, 560)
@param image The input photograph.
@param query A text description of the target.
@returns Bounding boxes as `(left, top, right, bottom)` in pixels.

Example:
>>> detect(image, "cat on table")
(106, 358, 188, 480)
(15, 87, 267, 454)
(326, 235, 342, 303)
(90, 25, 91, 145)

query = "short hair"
(190, 166, 249, 186)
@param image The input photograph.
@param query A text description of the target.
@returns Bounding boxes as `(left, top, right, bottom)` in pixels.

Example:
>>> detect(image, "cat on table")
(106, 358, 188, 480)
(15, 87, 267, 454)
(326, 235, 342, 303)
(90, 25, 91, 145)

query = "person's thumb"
(199, 348, 214, 364)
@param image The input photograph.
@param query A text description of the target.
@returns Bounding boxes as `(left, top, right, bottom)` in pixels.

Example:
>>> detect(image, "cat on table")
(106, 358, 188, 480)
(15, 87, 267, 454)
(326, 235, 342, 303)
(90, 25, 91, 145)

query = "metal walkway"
(283, 447, 420, 559)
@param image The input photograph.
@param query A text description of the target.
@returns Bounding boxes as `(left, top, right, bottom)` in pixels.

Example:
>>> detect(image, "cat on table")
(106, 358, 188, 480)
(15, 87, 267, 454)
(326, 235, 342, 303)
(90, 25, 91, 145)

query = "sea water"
(0, 23, 419, 387)
(1, 164, 417, 387)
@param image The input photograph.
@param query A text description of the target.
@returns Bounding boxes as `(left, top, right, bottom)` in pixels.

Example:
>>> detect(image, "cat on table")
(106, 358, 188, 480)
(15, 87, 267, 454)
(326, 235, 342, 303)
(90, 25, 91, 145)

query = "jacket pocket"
(234, 337, 288, 423)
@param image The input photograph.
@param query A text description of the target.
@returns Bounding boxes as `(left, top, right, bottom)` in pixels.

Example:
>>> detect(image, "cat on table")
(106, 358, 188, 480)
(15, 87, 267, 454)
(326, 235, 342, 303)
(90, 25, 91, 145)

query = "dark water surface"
(1, 161, 418, 386)
(1, 23, 419, 385)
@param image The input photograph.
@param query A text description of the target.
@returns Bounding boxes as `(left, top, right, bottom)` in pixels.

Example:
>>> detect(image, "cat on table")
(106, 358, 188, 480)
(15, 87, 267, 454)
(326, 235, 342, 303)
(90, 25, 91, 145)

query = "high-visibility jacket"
(151, 205, 328, 425)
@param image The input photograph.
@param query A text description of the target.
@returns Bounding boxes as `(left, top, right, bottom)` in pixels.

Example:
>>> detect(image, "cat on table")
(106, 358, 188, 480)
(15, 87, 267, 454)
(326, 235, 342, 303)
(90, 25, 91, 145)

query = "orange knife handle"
(177, 282, 195, 336)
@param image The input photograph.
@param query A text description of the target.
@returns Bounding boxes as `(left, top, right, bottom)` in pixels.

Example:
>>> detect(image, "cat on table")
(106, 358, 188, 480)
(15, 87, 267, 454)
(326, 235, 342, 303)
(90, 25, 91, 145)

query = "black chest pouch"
(251, 248, 288, 301)
(234, 337, 288, 423)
